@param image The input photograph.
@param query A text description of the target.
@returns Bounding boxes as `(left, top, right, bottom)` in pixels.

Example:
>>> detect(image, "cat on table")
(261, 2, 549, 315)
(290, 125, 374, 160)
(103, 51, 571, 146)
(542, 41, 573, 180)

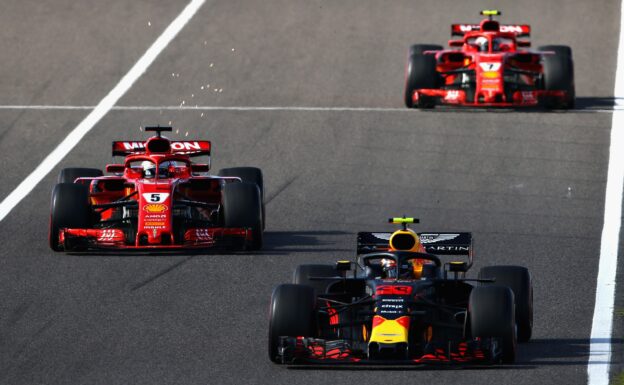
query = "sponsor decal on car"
(145, 221, 166, 227)
(479, 62, 501, 71)
(142, 193, 170, 203)
(521, 91, 536, 102)
(419, 233, 460, 243)
(445, 90, 461, 101)
(144, 203, 167, 213)
(482, 71, 500, 79)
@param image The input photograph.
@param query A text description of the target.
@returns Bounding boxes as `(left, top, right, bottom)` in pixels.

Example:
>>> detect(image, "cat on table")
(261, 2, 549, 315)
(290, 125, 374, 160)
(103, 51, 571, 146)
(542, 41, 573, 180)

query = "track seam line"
(588, 0, 624, 382)
(0, 0, 206, 221)
(0, 105, 620, 113)
(264, 176, 298, 205)
(130, 256, 195, 291)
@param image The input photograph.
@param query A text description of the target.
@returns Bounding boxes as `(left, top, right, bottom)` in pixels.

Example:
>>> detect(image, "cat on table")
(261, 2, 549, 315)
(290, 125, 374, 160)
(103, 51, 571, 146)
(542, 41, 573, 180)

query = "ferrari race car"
(269, 217, 533, 365)
(49, 126, 264, 252)
(404, 10, 575, 108)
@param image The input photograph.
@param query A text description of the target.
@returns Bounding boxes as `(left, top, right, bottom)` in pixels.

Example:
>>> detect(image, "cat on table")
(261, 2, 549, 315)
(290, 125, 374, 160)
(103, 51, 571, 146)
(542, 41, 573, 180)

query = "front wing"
(414, 88, 567, 107)
(58, 227, 251, 251)
(276, 337, 496, 366)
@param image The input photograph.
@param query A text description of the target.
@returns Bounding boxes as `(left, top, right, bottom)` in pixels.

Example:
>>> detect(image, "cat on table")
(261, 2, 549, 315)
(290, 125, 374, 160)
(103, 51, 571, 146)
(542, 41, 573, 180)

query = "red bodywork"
(409, 17, 568, 107)
(54, 134, 252, 251)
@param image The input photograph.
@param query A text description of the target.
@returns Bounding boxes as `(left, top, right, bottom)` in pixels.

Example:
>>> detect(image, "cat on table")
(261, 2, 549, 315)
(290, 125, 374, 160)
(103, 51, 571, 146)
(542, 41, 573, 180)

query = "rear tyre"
(479, 265, 533, 342)
(49, 183, 91, 251)
(469, 286, 516, 364)
(57, 168, 103, 184)
(218, 167, 265, 229)
(404, 48, 439, 108)
(268, 284, 316, 363)
(222, 182, 263, 250)
(539, 45, 575, 109)
(293, 264, 338, 294)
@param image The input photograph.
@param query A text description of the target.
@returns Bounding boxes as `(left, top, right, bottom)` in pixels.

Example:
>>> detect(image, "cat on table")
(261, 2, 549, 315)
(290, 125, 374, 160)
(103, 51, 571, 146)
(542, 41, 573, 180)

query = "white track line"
(588, 1, 624, 383)
(0, 105, 620, 113)
(0, 105, 407, 112)
(0, 0, 205, 221)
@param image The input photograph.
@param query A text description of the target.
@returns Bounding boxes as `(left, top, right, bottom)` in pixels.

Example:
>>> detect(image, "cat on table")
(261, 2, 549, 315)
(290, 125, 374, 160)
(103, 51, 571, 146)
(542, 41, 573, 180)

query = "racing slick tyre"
(57, 168, 103, 184)
(469, 286, 517, 364)
(268, 284, 316, 363)
(404, 51, 438, 108)
(49, 183, 91, 251)
(539, 45, 575, 109)
(222, 182, 263, 250)
(479, 265, 533, 343)
(408, 44, 443, 57)
(293, 264, 338, 295)
(218, 167, 265, 230)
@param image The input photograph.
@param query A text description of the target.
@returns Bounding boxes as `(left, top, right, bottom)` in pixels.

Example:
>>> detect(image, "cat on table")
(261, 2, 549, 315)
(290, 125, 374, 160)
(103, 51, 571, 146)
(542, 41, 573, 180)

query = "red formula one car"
(49, 126, 264, 252)
(404, 10, 575, 109)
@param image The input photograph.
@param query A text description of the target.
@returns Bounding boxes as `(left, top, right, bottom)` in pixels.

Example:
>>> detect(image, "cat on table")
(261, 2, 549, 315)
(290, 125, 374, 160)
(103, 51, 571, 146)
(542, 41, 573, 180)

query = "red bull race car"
(269, 217, 533, 365)
(49, 126, 264, 252)
(404, 10, 575, 109)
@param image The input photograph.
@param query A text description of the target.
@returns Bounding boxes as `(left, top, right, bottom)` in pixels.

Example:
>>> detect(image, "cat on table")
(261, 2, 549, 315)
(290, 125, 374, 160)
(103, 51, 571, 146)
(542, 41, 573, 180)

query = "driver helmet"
(141, 161, 156, 178)
(490, 37, 502, 51)
(410, 259, 426, 279)
(381, 258, 431, 279)
(475, 36, 489, 52)
(381, 258, 425, 279)
(157, 161, 173, 178)
(381, 258, 398, 278)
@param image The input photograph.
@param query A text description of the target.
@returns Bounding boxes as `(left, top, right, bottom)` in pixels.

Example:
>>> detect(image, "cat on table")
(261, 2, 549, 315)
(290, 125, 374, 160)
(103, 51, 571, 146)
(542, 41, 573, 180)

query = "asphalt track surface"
(0, 0, 622, 384)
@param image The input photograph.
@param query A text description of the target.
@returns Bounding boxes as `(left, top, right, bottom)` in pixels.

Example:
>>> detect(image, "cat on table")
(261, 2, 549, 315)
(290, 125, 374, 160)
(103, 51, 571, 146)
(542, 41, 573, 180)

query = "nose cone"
(369, 315, 410, 344)
(368, 315, 411, 359)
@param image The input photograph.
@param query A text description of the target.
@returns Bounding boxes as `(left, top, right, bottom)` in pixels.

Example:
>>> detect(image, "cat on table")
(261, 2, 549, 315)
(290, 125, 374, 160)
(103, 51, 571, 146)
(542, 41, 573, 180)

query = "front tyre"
(469, 286, 516, 364)
(218, 167, 265, 229)
(404, 52, 438, 108)
(222, 182, 263, 250)
(49, 183, 91, 251)
(479, 265, 533, 342)
(57, 168, 103, 184)
(268, 284, 316, 363)
(539, 45, 575, 109)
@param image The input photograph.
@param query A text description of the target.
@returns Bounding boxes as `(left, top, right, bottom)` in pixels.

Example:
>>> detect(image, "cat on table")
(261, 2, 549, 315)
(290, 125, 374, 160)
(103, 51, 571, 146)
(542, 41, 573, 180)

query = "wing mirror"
(191, 164, 210, 174)
(517, 40, 531, 47)
(448, 40, 464, 47)
(106, 164, 125, 174)
(336, 260, 352, 277)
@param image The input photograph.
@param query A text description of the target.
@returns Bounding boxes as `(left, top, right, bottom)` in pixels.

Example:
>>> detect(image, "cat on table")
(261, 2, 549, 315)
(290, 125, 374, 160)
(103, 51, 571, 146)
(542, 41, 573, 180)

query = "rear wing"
(112, 141, 211, 157)
(451, 24, 530, 37)
(357, 232, 473, 256)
